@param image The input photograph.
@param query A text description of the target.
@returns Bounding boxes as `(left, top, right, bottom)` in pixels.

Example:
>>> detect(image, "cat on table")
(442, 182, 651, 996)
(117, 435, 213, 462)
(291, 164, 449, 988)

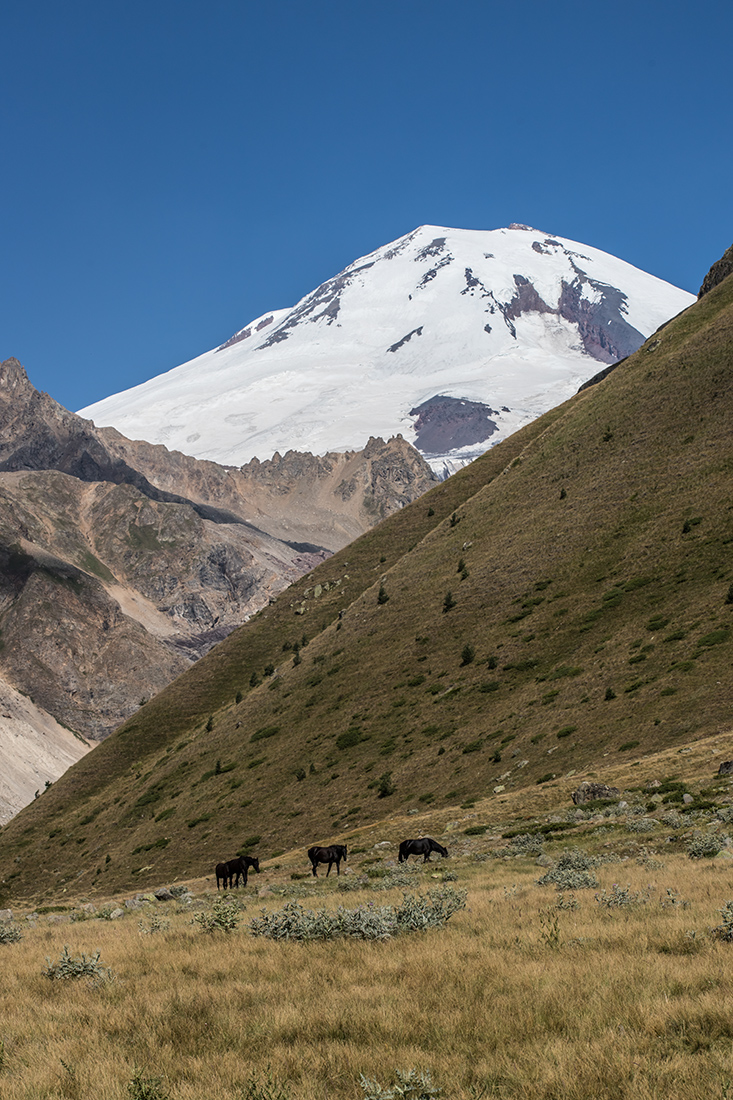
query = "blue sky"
(2, 1, 731, 412)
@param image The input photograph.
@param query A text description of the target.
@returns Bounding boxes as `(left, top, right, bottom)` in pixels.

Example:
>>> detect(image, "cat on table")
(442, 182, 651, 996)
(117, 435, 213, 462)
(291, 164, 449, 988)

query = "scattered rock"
(80, 903, 96, 914)
(571, 781, 621, 805)
(718, 761, 733, 776)
(124, 897, 144, 910)
(46, 913, 71, 924)
(372, 841, 392, 848)
(153, 887, 175, 902)
(682, 793, 694, 805)
(648, 779, 662, 788)
(109, 908, 125, 920)
(0, 908, 12, 922)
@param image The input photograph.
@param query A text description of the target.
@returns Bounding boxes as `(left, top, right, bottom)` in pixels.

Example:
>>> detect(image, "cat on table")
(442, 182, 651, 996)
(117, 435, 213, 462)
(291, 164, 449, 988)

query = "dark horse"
(398, 837, 449, 863)
(215, 855, 260, 890)
(307, 844, 348, 877)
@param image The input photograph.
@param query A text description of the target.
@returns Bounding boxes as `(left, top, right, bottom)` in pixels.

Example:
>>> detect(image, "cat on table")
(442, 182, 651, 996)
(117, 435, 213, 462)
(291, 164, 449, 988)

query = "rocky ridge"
(0, 358, 436, 818)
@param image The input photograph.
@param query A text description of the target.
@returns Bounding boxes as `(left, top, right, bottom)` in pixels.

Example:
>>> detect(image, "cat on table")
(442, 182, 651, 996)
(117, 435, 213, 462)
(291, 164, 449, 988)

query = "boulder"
(0, 909, 12, 922)
(571, 781, 621, 805)
(109, 908, 125, 920)
(718, 761, 733, 776)
(153, 887, 175, 902)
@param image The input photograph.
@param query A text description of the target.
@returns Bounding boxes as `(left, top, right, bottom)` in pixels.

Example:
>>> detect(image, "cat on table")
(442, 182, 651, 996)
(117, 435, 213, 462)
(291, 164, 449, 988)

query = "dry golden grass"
(3, 843, 733, 1100)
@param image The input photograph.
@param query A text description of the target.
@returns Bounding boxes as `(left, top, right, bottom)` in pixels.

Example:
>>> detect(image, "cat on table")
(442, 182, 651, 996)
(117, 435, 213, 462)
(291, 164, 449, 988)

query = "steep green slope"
(2, 271, 733, 902)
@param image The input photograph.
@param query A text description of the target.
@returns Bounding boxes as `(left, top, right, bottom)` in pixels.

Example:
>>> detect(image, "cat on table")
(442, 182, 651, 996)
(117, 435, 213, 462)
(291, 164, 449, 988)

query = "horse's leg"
(326, 861, 332, 877)
(311, 862, 318, 877)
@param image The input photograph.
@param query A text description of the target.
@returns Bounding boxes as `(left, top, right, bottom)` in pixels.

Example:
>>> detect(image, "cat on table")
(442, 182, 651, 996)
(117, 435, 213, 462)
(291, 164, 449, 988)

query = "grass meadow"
(3, 840, 733, 1100)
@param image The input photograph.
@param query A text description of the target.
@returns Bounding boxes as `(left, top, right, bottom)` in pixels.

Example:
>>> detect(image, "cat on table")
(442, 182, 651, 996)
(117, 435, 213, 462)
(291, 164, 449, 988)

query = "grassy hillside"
(1, 271, 733, 902)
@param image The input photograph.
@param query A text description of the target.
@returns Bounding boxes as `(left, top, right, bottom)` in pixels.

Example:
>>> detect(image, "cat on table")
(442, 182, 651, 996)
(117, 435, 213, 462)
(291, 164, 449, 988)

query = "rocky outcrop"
(699, 244, 733, 298)
(571, 781, 621, 805)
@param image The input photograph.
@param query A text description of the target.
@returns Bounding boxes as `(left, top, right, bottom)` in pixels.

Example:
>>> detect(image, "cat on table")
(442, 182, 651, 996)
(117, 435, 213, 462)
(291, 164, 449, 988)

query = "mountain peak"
(79, 227, 695, 475)
(0, 356, 32, 395)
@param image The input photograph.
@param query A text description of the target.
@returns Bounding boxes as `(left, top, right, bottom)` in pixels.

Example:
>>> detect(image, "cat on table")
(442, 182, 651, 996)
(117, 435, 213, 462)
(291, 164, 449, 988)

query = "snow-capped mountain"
(79, 225, 695, 474)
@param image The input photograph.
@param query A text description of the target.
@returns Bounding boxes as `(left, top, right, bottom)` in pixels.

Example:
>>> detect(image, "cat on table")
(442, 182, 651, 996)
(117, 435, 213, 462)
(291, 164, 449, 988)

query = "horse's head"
(251, 857, 261, 873)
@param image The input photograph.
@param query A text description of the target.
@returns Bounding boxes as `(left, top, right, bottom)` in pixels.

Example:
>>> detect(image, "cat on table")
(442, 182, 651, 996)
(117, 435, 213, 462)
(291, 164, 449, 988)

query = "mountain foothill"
(0, 359, 436, 820)
(0, 238, 731, 901)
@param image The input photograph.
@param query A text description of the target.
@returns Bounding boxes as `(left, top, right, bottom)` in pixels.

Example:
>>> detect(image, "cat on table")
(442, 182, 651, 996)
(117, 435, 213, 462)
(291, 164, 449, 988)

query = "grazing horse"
(398, 837, 449, 863)
(307, 844, 348, 877)
(215, 855, 260, 889)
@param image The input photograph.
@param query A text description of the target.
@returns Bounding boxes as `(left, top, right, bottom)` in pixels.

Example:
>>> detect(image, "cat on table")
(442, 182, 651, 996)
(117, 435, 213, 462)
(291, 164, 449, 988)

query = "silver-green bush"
(192, 896, 242, 933)
(359, 1068, 441, 1100)
(249, 887, 466, 941)
(711, 900, 733, 941)
(537, 847, 599, 891)
(42, 945, 112, 982)
(687, 834, 724, 859)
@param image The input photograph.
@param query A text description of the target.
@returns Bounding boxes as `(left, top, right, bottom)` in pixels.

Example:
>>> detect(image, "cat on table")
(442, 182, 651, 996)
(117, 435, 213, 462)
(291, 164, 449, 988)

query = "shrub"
(442, 591, 456, 613)
(687, 834, 724, 860)
(360, 1069, 441, 1100)
(249, 887, 466, 942)
(626, 818, 657, 834)
(138, 914, 170, 935)
(507, 833, 545, 856)
(377, 585, 390, 605)
(604, 687, 616, 700)
(238, 835, 262, 852)
(537, 848, 599, 891)
(377, 771, 395, 798)
(240, 1067, 292, 1100)
(192, 896, 242, 933)
(460, 644, 475, 666)
(127, 1069, 169, 1100)
(0, 923, 22, 944)
(711, 900, 733, 942)
(556, 726, 576, 739)
(336, 728, 363, 750)
(595, 883, 645, 908)
(42, 945, 113, 983)
(698, 628, 730, 647)
(251, 725, 280, 742)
